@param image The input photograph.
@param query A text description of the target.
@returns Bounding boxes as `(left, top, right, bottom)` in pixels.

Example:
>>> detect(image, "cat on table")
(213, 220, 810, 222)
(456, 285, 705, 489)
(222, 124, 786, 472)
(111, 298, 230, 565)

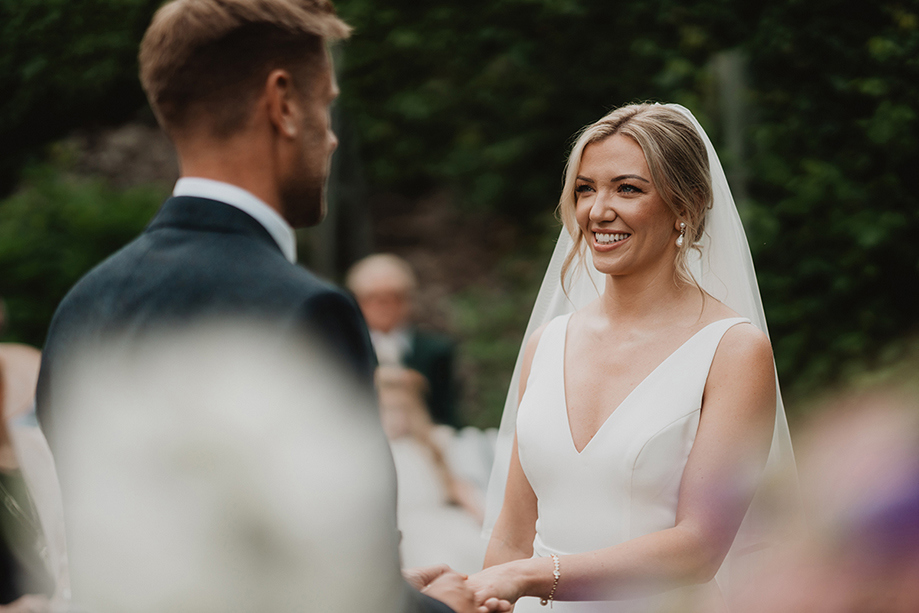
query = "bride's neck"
(599, 267, 697, 325)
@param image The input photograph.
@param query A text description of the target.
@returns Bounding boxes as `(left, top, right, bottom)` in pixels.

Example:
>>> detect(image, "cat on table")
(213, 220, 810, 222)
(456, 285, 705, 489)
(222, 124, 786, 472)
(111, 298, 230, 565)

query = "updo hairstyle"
(558, 103, 713, 287)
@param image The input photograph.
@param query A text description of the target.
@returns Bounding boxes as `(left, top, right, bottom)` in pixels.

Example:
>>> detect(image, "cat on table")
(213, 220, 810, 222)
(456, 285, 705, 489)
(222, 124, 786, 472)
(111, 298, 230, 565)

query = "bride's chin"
(589, 253, 625, 275)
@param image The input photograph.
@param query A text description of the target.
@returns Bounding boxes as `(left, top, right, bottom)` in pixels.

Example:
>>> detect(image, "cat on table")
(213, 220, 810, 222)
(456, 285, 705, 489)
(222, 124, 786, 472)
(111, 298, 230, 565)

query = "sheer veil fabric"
(482, 104, 799, 600)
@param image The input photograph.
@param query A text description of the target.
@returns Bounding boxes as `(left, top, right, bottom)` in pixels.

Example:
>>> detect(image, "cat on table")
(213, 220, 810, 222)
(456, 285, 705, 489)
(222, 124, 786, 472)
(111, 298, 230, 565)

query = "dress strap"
(525, 314, 572, 384)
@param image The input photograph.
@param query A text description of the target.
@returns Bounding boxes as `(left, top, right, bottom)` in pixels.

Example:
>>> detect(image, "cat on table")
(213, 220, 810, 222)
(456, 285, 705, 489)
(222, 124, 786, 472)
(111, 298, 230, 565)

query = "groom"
(34, 1, 505, 612)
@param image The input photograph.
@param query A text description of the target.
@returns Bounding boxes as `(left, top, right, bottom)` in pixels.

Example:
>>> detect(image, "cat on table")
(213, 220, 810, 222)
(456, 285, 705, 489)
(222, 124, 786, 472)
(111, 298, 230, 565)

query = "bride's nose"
(588, 193, 617, 223)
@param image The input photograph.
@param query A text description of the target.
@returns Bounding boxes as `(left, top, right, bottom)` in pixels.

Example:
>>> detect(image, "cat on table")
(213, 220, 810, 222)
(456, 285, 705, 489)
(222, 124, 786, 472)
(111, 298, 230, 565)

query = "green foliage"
(0, 162, 166, 345)
(744, 1, 919, 397)
(335, 0, 761, 220)
(0, 0, 160, 194)
(450, 226, 557, 427)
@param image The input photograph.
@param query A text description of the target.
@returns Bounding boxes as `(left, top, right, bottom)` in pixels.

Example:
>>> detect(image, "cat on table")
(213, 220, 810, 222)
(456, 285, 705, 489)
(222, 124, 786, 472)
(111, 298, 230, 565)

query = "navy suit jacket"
(37, 195, 375, 421)
(35, 196, 453, 613)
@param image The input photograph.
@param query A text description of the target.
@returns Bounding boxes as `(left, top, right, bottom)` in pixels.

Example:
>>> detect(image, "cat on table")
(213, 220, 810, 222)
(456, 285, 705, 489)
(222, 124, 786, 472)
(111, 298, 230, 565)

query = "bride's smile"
(574, 134, 679, 277)
(593, 232, 630, 245)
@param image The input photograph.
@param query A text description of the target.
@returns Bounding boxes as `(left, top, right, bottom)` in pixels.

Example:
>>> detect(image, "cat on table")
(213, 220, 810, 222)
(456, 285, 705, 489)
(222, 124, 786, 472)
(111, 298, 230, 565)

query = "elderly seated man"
(346, 255, 461, 428)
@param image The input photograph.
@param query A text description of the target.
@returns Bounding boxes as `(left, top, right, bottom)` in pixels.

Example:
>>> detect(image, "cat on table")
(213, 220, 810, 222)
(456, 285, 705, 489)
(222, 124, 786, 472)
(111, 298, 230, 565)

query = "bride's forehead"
(579, 134, 649, 175)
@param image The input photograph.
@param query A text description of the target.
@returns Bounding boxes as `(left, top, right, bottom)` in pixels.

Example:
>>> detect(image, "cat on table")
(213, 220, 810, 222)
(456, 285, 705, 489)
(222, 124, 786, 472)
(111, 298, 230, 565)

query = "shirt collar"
(369, 328, 412, 366)
(172, 177, 297, 264)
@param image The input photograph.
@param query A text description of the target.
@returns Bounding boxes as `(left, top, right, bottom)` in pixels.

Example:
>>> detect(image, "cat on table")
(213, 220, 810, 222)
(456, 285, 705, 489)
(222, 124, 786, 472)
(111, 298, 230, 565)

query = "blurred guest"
(0, 341, 69, 612)
(347, 255, 461, 427)
(0, 343, 39, 423)
(53, 324, 417, 613)
(731, 390, 919, 613)
(377, 366, 485, 575)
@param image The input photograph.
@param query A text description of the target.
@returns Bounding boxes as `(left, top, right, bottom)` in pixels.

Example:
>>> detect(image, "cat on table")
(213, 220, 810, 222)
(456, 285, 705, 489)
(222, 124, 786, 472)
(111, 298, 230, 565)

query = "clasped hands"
(405, 563, 523, 613)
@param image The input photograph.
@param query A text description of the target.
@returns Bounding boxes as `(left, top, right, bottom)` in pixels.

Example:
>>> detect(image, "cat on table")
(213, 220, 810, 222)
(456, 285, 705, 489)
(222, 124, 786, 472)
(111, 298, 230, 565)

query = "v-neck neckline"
(561, 315, 743, 455)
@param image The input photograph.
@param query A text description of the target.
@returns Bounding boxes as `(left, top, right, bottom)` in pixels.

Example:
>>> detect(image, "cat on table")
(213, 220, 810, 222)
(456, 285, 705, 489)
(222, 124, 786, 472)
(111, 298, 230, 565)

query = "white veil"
(482, 103, 798, 596)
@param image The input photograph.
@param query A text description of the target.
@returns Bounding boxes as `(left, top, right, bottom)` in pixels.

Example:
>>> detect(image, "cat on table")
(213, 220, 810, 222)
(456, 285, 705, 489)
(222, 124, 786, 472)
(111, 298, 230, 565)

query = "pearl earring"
(676, 222, 686, 248)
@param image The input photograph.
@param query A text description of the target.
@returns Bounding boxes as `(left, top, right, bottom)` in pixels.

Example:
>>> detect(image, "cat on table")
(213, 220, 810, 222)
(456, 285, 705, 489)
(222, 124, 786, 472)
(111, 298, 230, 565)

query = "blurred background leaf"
(0, 160, 165, 343)
(0, 0, 162, 195)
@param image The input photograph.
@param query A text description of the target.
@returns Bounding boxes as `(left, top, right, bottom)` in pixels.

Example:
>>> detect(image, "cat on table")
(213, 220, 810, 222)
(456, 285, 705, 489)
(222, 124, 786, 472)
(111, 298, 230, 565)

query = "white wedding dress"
(512, 314, 747, 612)
(484, 104, 799, 612)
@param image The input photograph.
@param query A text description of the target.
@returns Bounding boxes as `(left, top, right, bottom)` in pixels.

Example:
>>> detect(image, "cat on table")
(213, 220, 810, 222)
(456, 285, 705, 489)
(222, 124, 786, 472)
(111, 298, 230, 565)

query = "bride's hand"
(467, 561, 530, 606)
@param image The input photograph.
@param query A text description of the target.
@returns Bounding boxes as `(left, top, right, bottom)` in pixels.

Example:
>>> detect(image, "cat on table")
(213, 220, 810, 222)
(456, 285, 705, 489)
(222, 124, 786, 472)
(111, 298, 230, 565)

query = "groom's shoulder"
(47, 226, 352, 338)
(247, 254, 364, 324)
(50, 231, 154, 317)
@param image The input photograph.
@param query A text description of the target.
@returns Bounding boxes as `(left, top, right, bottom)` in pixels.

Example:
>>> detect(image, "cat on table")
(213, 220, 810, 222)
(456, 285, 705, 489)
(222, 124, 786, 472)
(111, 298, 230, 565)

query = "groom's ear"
(264, 68, 300, 139)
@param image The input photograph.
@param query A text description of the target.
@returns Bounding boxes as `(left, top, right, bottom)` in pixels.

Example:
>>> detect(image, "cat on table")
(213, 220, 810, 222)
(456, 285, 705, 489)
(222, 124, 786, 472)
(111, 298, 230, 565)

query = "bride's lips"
(590, 231, 631, 251)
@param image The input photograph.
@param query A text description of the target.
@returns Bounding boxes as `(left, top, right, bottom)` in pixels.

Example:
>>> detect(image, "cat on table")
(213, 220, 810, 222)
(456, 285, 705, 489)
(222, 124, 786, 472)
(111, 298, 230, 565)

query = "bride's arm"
(482, 327, 546, 570)
(470, 323, 777, 603)
(483, 434, 537, 569)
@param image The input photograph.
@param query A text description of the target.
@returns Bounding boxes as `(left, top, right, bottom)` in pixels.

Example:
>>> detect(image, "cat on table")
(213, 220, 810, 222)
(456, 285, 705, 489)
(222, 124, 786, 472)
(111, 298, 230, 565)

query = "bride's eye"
(619, 183, 643, 194)
(575, 184, 594, 196)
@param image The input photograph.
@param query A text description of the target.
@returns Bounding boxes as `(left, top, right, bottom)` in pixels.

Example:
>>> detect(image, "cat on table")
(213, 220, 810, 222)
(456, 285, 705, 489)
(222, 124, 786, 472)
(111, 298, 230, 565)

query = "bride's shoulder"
(708, 322, 774, 407)
(700, 293, 741, 320)
(718, 322, 772, 358)
(704, 323, 776, 424)
(699, 294, 773, 365)
(697, 298, 776, 419)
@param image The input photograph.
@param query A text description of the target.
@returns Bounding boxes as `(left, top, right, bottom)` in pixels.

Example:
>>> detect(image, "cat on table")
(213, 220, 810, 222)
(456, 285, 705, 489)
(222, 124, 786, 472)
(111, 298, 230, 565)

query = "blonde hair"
(139, 0, 351, 138)
(558, 103, 712, 288)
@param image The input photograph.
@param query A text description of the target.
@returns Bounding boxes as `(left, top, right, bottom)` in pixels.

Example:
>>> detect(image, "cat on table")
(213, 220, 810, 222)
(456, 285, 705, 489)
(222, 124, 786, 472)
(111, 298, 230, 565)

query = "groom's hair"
(139, 0, 350, 139)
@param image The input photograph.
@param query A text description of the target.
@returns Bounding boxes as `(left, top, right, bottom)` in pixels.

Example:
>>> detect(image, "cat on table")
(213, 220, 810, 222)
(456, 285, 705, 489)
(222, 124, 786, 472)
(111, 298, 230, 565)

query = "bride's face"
(574, 134, 680, 277)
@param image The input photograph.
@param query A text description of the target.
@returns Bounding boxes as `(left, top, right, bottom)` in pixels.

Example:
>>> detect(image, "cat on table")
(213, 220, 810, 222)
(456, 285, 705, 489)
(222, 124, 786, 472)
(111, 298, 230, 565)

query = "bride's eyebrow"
(611, 174, 650, 183)
(576, 175, 594, 183)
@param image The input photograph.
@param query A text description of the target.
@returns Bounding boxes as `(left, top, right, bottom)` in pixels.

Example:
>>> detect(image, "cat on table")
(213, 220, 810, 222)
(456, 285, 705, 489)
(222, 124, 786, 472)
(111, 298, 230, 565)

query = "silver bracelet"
(539, 554, 560, 607)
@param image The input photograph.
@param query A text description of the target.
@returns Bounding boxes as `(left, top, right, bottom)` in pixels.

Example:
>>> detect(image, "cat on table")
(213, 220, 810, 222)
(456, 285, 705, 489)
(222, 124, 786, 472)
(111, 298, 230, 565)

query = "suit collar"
(172, 178, 297, 263)
(148, 196, 288, 258)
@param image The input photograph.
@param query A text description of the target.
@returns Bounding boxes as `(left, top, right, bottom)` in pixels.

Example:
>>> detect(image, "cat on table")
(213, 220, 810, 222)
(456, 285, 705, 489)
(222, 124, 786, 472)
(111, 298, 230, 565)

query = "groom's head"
(138, 0, 351, 226)
(140, 0, 350, 139)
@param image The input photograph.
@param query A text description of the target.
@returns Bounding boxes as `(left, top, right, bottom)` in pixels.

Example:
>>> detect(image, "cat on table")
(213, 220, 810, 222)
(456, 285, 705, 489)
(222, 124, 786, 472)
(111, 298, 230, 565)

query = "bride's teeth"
(595, 233, 628, 244)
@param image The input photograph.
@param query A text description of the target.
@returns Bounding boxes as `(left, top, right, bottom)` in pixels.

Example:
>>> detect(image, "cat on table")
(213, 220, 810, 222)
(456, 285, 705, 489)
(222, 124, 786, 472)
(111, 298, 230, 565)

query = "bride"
(467, 103, 796, 611)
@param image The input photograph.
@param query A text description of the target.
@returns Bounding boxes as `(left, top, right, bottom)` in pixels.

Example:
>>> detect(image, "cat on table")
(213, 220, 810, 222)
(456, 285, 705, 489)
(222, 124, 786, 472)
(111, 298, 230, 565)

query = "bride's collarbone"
(566, 317, 706, 368)
(570, 297, 737, 355)
(563, 316, 728, 421)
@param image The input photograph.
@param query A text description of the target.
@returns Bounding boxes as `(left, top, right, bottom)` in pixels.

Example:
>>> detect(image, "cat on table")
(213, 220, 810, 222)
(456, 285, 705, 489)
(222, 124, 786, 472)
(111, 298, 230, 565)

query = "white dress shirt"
(173, 177, 297, 264)
(369, 328, 412, 367)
